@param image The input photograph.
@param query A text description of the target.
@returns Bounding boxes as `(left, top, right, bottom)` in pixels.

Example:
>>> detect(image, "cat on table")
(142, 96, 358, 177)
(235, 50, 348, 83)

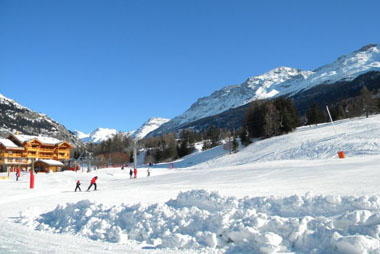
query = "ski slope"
(1, 115, 380, 254)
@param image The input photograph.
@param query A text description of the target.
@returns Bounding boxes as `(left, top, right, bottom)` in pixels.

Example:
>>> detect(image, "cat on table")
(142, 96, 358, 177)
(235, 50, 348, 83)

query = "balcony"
(4, 153, 23, 158)
(40, 148, 54, 153)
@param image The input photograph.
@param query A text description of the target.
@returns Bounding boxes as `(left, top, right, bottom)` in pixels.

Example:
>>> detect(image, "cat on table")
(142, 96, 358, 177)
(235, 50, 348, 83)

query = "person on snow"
(134, 168, 137, 178)
(147, 168, 151, 177)
(16, 168, 21, 181)
(129, 169, 133, 179)
(75, 180, 81, 192)
(87, 176, 98, 191)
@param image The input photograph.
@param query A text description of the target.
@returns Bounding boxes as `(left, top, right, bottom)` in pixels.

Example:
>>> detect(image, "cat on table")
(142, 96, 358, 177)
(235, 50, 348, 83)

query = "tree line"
(72, 85, 380, 165)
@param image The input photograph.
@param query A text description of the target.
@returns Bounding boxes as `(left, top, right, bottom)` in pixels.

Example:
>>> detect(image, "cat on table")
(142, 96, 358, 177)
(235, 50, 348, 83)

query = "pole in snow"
(30, 159, 35, 189)
(326, 106, 345, 159)
(325, 106, 337, 135)
(133, 142, 137, 170)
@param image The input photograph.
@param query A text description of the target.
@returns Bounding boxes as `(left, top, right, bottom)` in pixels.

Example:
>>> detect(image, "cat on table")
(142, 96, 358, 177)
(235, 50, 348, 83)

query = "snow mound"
(17, 190, 380, 253)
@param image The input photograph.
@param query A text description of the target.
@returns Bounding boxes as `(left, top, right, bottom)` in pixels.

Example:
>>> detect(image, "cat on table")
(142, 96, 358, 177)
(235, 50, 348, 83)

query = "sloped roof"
(36, 159, 64, 166)
(10, 134, 63, 145)
(0, 138, 22, 149)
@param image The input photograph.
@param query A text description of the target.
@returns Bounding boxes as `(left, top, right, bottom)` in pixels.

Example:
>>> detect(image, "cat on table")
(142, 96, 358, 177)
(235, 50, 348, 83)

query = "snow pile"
(17, 190, 380, 253)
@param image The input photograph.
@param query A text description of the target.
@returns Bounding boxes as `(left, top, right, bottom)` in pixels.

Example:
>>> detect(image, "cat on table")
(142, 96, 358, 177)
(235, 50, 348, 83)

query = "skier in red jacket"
(87, 176, 98, 191)
(16, 168, 21, 181)
(134, 168, 137, 178)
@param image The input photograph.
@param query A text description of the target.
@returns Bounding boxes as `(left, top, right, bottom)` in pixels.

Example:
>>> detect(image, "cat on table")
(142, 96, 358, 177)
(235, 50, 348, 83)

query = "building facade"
(0, 133, 72, 172)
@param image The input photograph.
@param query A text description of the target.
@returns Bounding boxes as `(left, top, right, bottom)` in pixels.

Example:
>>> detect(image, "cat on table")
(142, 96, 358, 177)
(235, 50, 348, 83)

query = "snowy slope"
(153, 44, 380, 135)
(1, 115, 380, 253)
(129, 117, 170, 140)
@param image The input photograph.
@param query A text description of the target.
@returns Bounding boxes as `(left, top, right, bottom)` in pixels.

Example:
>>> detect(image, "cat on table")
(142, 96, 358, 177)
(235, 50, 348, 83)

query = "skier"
(75, 180, 81, 192)
(129, 169, 133, 179)
(87, 176, 98, 191)
(134, 168, 137, 179)
(147, 168, 151, 177)
(16, 168, 21, 181)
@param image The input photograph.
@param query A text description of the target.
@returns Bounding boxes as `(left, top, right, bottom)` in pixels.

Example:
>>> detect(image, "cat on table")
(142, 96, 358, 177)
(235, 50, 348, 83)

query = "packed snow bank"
(17, 190, 380, 254)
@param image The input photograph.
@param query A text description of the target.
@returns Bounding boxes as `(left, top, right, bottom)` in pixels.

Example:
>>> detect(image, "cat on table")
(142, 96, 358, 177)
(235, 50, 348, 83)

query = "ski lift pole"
(133, 142, 137, 170)
(326, 105, 345, 159)
(325, 106, 337, 135)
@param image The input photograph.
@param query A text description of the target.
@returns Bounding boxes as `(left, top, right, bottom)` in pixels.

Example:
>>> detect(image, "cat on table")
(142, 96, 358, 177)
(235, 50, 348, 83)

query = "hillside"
(0, 93, 83, 147)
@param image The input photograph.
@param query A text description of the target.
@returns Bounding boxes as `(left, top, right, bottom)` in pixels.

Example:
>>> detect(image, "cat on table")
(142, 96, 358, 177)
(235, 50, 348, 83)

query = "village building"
(0, 133, 71, 173)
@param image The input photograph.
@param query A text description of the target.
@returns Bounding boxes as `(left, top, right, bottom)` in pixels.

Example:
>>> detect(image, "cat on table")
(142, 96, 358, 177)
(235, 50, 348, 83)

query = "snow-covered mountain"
(0, 93, 83, 147)
(129, 117, 170, 140)
(151, 44, 380, 136)
(76, 117, 170, 143)
(75, 128, 118, 143)
(73, 130, 90, 140)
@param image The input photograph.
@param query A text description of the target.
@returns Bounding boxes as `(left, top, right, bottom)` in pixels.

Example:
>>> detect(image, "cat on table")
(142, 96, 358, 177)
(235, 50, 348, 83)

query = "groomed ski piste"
(1, 115, 380, 254)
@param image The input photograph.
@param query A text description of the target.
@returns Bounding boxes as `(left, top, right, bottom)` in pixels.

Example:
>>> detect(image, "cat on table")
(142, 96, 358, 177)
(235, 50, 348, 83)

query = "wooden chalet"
(0, 133, 72, 173)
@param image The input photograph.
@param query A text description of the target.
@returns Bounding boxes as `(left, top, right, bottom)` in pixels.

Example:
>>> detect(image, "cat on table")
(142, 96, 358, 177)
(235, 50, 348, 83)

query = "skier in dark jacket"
(75, 180, 81, 192)
(87, 176, 98, 191)
(129, 169, 133, 179)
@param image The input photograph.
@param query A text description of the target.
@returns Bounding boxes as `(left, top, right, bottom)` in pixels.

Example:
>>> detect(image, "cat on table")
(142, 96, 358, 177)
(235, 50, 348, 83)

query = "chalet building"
(0, 133, 71, 173)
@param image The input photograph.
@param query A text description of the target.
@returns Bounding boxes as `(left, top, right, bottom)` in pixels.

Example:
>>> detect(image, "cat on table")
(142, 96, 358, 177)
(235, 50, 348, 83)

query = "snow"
(0, 138, 21, 148)
(1, 114, 380, 253)
(129, 117, 170, 140)
(153, 44, 380, 135)
(38, 159, 64, 166)
(80, 128, 118, 143)
(157, 67, 310, 132)
(76, 118, 169, 143)
(73, 130, 90, 140)
(11, 134, 63, 145)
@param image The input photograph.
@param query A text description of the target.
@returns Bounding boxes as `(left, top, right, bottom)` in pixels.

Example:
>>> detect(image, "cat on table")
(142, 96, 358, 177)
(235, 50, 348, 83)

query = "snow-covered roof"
(11, 134, 63, 145)
(37, 159, 64, 166)
(0, 138, 22, 149)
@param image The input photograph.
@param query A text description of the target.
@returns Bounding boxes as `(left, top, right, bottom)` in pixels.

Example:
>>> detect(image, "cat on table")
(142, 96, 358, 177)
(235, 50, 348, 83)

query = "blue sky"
(1, 0, 380, 133)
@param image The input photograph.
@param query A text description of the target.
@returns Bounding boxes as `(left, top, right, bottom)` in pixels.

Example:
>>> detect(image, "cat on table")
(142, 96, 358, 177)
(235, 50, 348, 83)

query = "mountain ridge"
(150, 44, 380, 136)
(75, 117, 170, 143)
(0, 93, 84, 147)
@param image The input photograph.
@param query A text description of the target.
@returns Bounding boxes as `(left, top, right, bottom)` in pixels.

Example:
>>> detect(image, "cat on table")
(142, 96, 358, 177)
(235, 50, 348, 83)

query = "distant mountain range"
(0, 90, 169, 145)
(2, 44, 379, 144)
(150, 44, 380, 136)
(74, 117, 170, 143)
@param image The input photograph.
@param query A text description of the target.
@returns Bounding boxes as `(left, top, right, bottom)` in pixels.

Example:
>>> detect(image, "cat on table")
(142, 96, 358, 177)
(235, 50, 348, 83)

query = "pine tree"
(238, 126, 251, 146)
(306, 102, 324, 125)
(232, 136, 239, 153)
(274, 97, 298, 134)
(360, 85, 374, 117)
